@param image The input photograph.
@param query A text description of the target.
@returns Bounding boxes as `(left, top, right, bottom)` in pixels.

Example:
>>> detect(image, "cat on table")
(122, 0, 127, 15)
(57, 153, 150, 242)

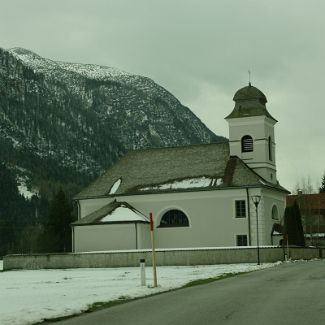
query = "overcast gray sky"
(0, 0, 324, 192)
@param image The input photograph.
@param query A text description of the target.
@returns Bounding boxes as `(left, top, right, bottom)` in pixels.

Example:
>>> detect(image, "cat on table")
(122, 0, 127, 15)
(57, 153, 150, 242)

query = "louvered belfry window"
(241, 135, 253, 152)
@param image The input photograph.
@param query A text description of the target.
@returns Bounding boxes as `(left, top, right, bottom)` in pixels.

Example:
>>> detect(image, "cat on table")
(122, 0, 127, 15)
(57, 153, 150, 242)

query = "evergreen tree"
(0, 164, 34, 254)
(320, 172, 325, 193)
(284, 200, 305, 246)
(41, 189, 74, 252)
(0, 163, 20, 255)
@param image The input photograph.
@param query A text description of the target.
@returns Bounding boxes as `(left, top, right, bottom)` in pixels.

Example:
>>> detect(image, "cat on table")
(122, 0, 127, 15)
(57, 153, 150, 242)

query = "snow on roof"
(305, 233, 325, 238)
(100, 205, 148, 222)
(139, 177, 223, 191)
(75, 143, 289, 200)
(109, 178, 121, 195)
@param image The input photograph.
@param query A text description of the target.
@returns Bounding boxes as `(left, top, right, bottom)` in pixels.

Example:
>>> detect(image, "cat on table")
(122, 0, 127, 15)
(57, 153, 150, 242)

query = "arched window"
(268, 136, 272, 161)
(241, 135, 253, 152)
(272, 205, 278, 220)
(158, 210, 189, 228)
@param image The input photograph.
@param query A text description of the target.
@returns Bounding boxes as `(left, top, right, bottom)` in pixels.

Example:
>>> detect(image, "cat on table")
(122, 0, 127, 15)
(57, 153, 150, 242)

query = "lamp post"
(252, 195, 261, 265)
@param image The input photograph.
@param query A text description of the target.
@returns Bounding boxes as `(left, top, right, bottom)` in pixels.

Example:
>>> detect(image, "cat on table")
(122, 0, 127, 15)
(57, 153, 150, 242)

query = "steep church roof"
(225, 83, 277, 121)
(75, 142, 288, 200)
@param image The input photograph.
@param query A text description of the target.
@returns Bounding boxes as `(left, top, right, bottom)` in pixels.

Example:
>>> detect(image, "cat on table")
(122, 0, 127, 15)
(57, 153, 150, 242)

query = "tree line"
(283, 171, 325, 247)
(0, 163, 75, 256)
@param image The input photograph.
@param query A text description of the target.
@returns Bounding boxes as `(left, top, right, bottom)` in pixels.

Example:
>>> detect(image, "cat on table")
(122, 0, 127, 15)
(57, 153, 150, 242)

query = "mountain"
(0, 47, 226, 196)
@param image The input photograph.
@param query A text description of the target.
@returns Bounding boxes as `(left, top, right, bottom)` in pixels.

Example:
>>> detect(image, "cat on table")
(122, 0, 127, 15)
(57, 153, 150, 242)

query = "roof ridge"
(223, 156, 237, 185)
(234, 156, 290, 193)
(124, 141, 229, 155)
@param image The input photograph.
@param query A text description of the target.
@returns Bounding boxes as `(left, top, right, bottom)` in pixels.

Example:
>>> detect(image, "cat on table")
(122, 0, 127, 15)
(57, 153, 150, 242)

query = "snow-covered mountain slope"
(0, 47, 226, 191)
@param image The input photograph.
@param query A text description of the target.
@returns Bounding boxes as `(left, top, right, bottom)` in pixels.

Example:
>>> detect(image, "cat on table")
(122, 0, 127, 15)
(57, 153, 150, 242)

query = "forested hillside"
(0, 47, 226, 255)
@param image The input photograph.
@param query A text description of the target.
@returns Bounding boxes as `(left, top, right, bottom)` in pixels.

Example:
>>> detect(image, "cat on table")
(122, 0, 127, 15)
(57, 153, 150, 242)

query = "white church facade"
(72, 84, 289, 252)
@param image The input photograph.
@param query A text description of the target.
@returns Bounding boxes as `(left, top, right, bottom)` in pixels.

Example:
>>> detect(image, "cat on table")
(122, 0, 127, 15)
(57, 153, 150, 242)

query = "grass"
(182, 272, 242, 288)
(86, 295, 132, 312)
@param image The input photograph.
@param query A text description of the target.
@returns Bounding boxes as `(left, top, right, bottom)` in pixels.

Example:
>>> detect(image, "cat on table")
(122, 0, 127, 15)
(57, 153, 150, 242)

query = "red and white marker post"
(150, 211, 158, 287)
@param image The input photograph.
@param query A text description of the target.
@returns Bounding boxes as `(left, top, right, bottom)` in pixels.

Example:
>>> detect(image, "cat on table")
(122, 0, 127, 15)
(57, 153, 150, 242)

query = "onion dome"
(233, 83, 267, 104)
(225, 83, 276, 121)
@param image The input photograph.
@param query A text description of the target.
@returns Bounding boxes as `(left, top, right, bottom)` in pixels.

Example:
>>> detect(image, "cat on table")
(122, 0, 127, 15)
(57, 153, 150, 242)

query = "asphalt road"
(55, 260, 325, 325)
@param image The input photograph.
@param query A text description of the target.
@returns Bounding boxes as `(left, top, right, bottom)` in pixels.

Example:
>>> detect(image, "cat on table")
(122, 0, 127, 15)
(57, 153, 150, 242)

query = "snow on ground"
(0, 262, 279, 325)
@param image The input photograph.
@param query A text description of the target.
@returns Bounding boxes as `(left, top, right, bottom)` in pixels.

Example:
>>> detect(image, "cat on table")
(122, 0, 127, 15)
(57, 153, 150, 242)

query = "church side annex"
(72, 83, 289, 252)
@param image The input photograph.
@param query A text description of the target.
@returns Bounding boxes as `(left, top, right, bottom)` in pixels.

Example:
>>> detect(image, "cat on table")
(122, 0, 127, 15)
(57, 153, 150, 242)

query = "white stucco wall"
(74, 187, 287, 251)
(74, 222, 151, 252)
(248, 188, 286, 246)
(136, 223, 151, 249)
(227, 116, 277, 183)
(262, 188, 287, 245)
(74, 224, 137, 252)
(119, 189, 252, 248)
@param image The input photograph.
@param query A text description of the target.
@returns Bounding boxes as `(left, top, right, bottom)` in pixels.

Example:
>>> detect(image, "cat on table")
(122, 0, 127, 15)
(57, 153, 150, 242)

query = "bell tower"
(225, 83, 277, 184)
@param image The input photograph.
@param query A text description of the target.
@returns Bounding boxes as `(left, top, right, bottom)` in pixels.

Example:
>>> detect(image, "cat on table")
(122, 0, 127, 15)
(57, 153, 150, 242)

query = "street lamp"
(252, 195, 261, 265)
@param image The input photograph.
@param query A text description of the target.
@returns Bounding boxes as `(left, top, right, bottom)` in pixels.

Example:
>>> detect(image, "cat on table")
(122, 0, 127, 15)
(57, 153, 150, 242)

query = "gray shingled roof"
(75, 142, 288, 199)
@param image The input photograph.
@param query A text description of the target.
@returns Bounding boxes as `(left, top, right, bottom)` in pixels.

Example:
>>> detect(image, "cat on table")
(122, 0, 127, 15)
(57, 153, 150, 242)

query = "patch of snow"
(8, 48, 133, 85)
(216, 178, 223, 186)
(140, 177, 216, 191)
(0, 263, 279, 325)
(6, 135, 20, 148)
(79, 245, 279, 254)
(305, 233, 325, 238)
(9, 48, 58, 73)
(17, 176, 38, 200)
(17, 183, 36, 200)
(109, 178, 121, 195)
(101, 206, 148, 222)
(57, 62, 131, 80)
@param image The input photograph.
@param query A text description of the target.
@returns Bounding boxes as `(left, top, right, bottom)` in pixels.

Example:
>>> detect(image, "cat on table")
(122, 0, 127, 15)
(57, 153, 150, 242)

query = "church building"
(72, 83, 289, 252)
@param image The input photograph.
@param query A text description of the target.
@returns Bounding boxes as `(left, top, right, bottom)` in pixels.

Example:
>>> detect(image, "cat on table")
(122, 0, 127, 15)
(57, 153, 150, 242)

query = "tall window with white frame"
(235, 200, 246, 218)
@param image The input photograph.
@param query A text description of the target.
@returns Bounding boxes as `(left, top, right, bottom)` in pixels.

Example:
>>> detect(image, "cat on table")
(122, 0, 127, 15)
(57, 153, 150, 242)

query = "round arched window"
(272, 205, 279, 220)
(241, 135, 253, 152)
(158, 210, 189, 228)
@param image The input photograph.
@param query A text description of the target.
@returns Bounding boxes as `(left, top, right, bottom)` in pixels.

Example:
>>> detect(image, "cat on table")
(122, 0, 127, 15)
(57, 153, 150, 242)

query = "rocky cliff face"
(0, 47, 225, 193)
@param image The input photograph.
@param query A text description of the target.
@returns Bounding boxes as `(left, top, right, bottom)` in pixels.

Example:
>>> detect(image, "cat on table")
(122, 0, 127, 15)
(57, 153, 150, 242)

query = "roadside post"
(140, 258, 146, 286)
(286, 234, 290, 261)
(252, 195, 261, 265)
(150, 211, 158, 287)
